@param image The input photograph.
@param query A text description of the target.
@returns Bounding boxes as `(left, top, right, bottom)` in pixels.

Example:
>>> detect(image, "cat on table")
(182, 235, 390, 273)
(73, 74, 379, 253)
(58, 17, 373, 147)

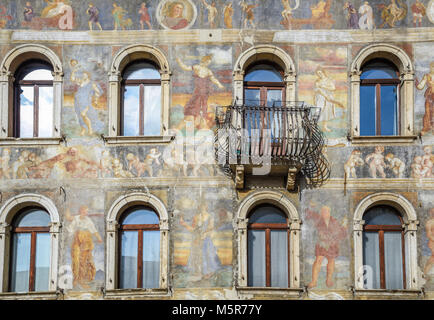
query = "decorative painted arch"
(0, 194, 61, 292)
(236, 190, 301, 289)
(352, 192, 419, 290)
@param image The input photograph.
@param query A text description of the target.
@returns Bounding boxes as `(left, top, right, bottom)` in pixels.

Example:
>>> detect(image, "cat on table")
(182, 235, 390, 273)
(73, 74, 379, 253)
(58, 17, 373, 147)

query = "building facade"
(0, 0, 432, 300)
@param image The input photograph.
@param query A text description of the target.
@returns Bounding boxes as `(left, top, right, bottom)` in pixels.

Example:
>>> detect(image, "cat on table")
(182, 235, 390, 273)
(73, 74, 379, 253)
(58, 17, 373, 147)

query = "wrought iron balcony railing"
(215, 101, 330, 188)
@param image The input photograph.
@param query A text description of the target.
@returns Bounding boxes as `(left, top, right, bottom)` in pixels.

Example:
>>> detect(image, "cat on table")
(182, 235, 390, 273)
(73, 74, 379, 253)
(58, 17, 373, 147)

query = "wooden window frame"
(247, 218, 290, 288)
(118, 209, 160, 289)
(120, 61, 161, 137)
(363, 215, 406, 290)
(9, 210, 50, 292)
(360, 78, 400, 136)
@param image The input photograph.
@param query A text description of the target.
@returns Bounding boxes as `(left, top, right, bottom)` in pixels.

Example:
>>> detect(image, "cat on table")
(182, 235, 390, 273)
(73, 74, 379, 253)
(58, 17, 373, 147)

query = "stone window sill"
(236, 286, 303, 298)
(103, 135, 175, 145)
(349, 135, 418, 146)
(0, 137, 62, 146)
(353, 289, 423, 299)
(0, 291, 59, 300)
(104, 288, 171, 299)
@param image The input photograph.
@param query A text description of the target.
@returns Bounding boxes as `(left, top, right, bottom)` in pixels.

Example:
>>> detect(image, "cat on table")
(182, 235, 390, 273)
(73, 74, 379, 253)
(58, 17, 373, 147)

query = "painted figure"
(0, 148, 11, 179)
(378, 0, 407, 28)
(66, 206, 102, 289)
(239, 1, 259, 28)
(358, 1, 374, 30)
(12, 150, 29, 179)
(143, 148, 162, 177)
(111, 158, 134, 178)
(99, 150, 113, 177)
(176, 55, 224, 128)
(385, 153, 405, 178)
(411, 0, 426, 27)
(411, 156, 426, 178)
(41, 0, 73, 30)
(70, 60, 104, 136)
(223, 2, 233, 28)
(280, 0, 300, 29)
(139, 2, 152, 30)
(344, 149, 364, 178)
(425, 208, 434, 276)
(365, 146, 387, 178)
(343, 2, 359, 29)
(162, 1, 189, 30)
(314, 67, 345, 133)
(422, 145, 434, 177)
(112, 3, 132, 30)
(306, 202, 348, 288)
(201, 0, 218, 28)
(23, 2, 35, 22)
(86, 3, 102, 31)
(179, 203, 221, 279)
(416, 62, 434, 135)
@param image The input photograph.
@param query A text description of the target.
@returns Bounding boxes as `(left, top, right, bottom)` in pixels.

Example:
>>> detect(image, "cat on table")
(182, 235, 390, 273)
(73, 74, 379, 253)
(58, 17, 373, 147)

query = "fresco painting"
(157, 0, 197, 30)
(298, 46, 348, 142)
(21, 0, 74, 30)
(172, 187, 233, 287)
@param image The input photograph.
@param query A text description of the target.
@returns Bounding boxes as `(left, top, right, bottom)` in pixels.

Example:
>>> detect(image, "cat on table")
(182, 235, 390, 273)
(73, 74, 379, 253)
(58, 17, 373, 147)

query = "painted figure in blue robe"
(70, 61, 104, 136)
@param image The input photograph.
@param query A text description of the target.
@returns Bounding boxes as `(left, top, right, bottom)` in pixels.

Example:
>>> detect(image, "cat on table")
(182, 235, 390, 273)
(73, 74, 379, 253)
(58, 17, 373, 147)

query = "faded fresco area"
(172, 187, 234, 287)
(298, 45, 348, 145)
(419, 191, 434, 289)
(301, 191, 350, 290)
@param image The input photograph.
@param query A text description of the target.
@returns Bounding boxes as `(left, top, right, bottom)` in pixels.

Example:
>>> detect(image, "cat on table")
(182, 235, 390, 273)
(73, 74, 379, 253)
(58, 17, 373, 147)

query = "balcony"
(215, 101, 330, 190)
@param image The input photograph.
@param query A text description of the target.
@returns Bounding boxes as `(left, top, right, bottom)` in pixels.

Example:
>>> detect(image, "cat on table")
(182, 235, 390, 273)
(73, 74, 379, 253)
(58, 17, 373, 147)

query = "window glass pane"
(122, 207, 159, 225)
(19, 86, 34, 138)
(35, 233, 50, 291)
(360, 85, 376, 136)
(142, 231, 160, 288)
(360, 59, 398, 80)
(14, 208, 50, 227)
(143, 86, 161, 136)
(380, 85, 398, 136)
(249, 206, 286, 224)
(245, 64, 283, 82)
(119, 231, 138, 289)
(38, 86, 54, 137)
(384, 232, 404, 290)
(10, 233, 31, 292)
(267, 89, 282, 107)
(244, 89, 261, 106)
(124, 62, 160, 80)
(248, 229, 265, 287)
(270, 230, 288, 287)
(122, 85, 140, 136)
(23, 69, 53, 81)
(362, 232, 380, 289)
(363, 206, 402, 225)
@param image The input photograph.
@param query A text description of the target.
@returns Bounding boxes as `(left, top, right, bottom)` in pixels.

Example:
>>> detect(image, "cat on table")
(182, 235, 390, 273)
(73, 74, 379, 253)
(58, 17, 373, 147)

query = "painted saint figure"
(202, 0, 218, 28)
(343, 2, 359, 29)
(176, 55, 224, 128)
(66, 206, 102, 289)
(358, 1, 374, 30)
(416, 62, 434, 135)
(239, 1, 259, 28)
(86, 3, 102, 31)
(223, 2, 233, 28)
(23, 2, 35, 22)
(305, 203, 348, 288)
(70, 60, 104, 136)
(162, 1, 189, 30)
(139, 2, 152, 29)
(411, 0, 426, 27)
(425, 208, 434, 276)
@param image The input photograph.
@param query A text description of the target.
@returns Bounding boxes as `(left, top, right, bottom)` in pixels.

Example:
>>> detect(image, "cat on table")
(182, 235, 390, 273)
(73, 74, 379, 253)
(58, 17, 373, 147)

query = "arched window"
(13, 60, 54, 138)
(247, 205, 289, 288)
(360, 59, 400, 136)
(121, 61, 161, 136)
(244, 62, 285, 107)
(10, 207, 51, 292)
(362, 205, 406, 290)
(119, 206, 160, 289)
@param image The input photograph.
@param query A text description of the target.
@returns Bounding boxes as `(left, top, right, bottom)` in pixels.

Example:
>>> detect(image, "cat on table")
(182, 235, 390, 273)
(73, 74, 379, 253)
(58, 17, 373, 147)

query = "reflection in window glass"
(142, 231, 160, 289)
(19, 86, 34, 138)
(35, 233, 50, 291)
(10, 233, 31, 292)
(23, 69, 53, 81)
(248, 229, 265, 287)
(123, 86, 140, 136)
(38, 86, 54, 137)
(122, 206, 159, 225)
(124, 62, 160, 80)
(120, 231, 138, 289)
(143, 86, 161, 136)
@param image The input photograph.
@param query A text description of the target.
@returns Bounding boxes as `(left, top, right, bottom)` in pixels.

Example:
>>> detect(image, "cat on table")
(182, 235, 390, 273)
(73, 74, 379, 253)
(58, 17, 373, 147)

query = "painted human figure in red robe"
(305, 202, 348, 288)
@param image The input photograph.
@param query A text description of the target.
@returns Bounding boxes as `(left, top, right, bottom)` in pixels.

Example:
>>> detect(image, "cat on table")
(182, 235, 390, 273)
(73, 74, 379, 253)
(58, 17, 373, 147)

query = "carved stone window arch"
(105, 192, 169, 298)
(0, 194, 61, 295)
(233, 45, 296, 105)
(236, 190, 301, 296)
(352, 192, 419, 292)
(0, 44, 63, 146)
(107, 44, 172, 144)
(350, 44, 416, 145)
